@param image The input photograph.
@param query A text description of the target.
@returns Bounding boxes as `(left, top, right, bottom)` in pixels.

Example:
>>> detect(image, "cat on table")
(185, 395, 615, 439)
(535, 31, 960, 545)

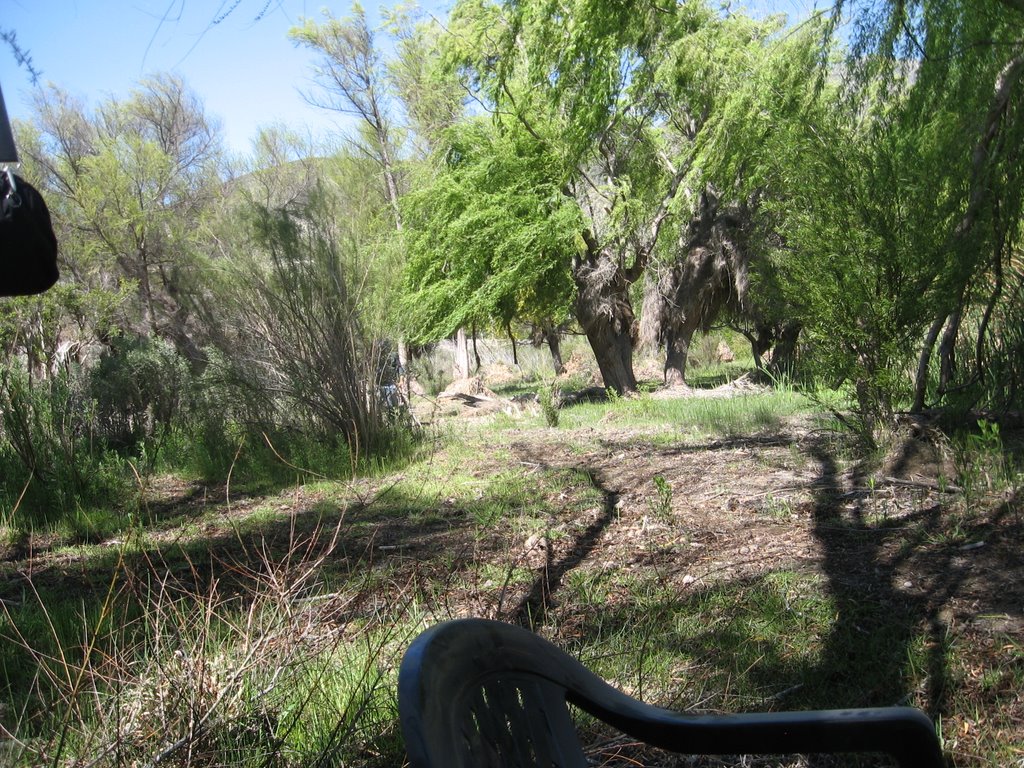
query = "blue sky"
(2, 0, 820, 158)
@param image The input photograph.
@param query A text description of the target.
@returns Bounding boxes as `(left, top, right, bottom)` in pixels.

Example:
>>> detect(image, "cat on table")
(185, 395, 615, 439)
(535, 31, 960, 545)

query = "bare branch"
(1, 28, 42, 84)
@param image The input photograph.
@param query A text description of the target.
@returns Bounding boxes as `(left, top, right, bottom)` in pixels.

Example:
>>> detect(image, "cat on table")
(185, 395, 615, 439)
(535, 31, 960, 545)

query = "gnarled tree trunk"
(657, 187, 753, 386)
(567, 157, 688, 394)
(542, 323, 565, 376)
(573, 246, 638, 394)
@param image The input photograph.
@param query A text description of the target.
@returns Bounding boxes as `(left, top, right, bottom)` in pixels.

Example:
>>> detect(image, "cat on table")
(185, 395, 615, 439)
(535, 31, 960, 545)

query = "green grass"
(2, 376, 1020, 766)
(564, 569, 937, 721)
(556, 388, 814, 439)
(0, 527, 425, 767)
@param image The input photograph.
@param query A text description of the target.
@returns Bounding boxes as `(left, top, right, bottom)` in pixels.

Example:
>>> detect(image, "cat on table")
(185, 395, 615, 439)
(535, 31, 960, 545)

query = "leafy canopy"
(400, 120, 580, 342)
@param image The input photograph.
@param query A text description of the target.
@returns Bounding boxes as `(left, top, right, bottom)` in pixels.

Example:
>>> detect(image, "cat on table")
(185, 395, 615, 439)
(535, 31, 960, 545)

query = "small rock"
(682, 574, 697, 586)
(524, 534, 548, 552)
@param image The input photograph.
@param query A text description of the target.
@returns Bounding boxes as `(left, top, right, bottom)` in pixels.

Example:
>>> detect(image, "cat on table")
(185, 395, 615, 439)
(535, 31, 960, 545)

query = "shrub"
(0, 360, 133, 527)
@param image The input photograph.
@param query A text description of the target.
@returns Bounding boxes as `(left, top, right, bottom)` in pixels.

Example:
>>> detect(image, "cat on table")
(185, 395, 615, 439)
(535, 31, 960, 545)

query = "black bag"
(1, 169, 59, 297)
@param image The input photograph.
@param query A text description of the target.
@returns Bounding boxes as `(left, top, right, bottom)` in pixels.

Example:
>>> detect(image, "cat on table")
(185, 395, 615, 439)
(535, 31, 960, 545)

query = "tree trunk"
(656, 187, 754, 388)
(663, 325, 691, 387)
(454, 327, 471, 380)
(912, 313, 946, 412)
(746, 324, 774, 376)
(638, 271, 664, 355)
(561, 155, 688, 394)
(472, 322, 482, 371)
(397, 338, 410, 401)
(543, 324, 565, 376)
(506, 323, 518, 366)
(768, 323, 801, 379)
(573, 250, 638, 394)
(579, 315, 637, 394)
(938, 306, 963, 396)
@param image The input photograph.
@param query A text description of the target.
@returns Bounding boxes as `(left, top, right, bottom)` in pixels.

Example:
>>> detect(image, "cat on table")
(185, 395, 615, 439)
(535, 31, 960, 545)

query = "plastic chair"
(398, 618, 944, 768)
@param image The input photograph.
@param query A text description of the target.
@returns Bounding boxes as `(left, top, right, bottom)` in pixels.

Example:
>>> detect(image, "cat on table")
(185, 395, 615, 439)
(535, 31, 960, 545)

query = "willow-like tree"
(637, 9, 829, 385)
(831, 0, 1024, 414)
(400, 120, 578, 353)
(771, 0, 1024, 419)
(439, 0, 730, 392)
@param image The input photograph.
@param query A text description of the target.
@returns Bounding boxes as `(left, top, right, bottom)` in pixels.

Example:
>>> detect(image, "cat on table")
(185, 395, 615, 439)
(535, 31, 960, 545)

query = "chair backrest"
(398, 618, 945, 768)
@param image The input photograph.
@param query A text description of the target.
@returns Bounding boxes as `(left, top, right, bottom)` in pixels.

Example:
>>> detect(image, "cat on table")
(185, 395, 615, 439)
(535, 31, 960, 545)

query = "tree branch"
(955, 49, 1024, 237)
(624, 157, 692, 283)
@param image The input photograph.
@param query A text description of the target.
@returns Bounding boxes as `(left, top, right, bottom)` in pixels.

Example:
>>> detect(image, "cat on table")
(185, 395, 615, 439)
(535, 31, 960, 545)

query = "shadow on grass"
(538, 431, 1022, 765)
(0, 475, 531, 724)
(506, 466, 620, 629)
(3, 423, 1020, 765)
(805, 439, 1021, 717)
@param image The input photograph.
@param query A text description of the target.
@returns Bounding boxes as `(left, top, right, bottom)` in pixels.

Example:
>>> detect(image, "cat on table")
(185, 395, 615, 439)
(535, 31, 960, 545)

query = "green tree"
(441, 0, 707, 392)
(401, 120, 578, 348)
(292, 3, 464, 385)
(828, 0, 1024, 414)
(291, 5, 406, 230)
(204, 151, 400, 455)
(638, 9, 826, 385)
(26, 75, 221, 367)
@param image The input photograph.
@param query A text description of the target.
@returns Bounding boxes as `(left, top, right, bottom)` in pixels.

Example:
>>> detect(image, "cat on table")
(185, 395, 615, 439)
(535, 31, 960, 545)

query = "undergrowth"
(0, 515, 423, 766)
(1, 380, 1020, 766)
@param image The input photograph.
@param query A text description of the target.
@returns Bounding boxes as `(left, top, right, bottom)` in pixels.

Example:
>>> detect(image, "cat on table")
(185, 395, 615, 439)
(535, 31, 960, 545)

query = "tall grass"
(0, 516, 423, 767)
(2, 366, 1019, 766)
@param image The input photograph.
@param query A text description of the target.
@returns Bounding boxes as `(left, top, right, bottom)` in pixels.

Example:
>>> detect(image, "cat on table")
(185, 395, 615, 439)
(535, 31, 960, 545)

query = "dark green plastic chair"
(398, 618, 944, 768)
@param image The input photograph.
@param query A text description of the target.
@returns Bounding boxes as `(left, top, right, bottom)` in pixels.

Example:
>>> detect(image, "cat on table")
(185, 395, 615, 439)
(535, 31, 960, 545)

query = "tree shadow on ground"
(526, 430, 1023, 766)
(800, 436, 1023, 765)
(504, 466, 620, 629)
(2, 424, 1020, 765)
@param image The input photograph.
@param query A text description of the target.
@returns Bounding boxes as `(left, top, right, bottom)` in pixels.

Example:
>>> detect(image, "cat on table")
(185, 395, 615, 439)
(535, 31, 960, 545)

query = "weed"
(0, 513, 422, 767)
(649, 475, 673, 521)
(538, 380, 560, 428)
(947, 419, 1016, 513)
(761, 493, 795, 519)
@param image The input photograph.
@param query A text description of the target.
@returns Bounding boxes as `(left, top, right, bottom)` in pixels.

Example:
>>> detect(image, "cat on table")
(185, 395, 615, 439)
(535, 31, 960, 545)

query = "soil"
(402, 378, 1021, 766)
(1, 378, 1021, 766)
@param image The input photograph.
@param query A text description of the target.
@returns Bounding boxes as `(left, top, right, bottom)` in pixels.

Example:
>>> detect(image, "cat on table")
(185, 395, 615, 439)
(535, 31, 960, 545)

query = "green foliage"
(447, 0, 680, 169)
(684, 11, 830, 195)
(0, 361, 133, 528)
(767, 125, 936, 415)
(949, 419, 1017, 508)
(207, 176, 409, 458)
(649, 474, 673, 520)
(538, 380, 560, 428)
(383, 3, 464, 151)
(27, 75, 220, 347)
(400, 120, 580, 343)
(90, 336, 190, 451)
(816, 1, 1024, 417)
